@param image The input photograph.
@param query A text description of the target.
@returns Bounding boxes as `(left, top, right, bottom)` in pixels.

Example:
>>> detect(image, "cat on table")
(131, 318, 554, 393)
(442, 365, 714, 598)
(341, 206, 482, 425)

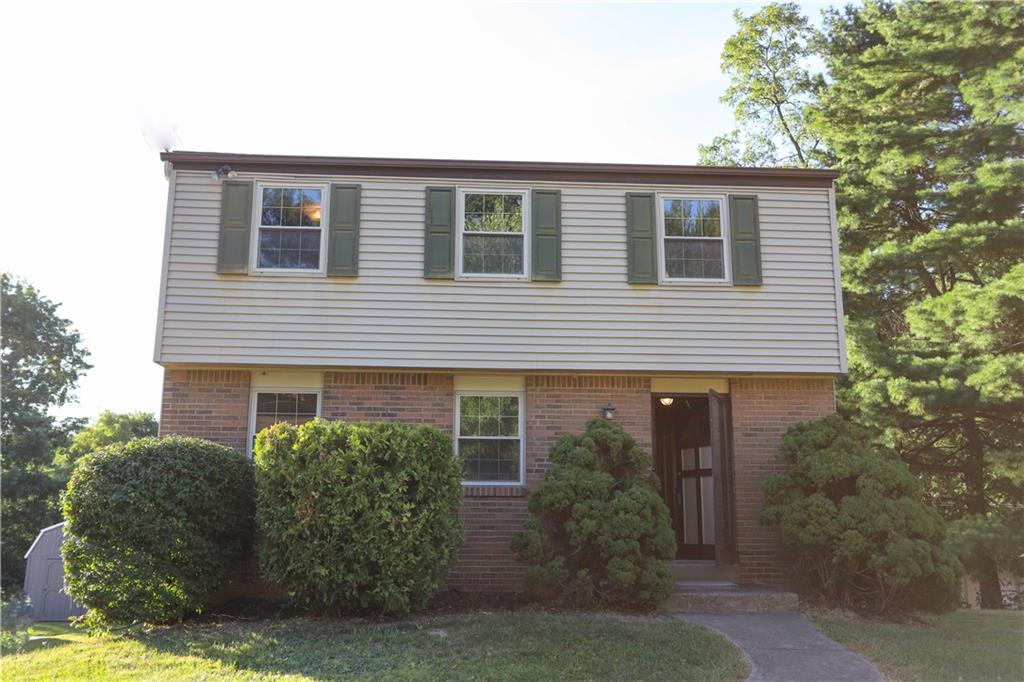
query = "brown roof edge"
(161, 151, 839, 188)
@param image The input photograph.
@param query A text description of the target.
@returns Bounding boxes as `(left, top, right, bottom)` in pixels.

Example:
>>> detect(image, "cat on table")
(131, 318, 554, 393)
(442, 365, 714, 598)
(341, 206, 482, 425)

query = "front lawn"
(813, 609, 1024, 682)
(2, 611, 747, 681)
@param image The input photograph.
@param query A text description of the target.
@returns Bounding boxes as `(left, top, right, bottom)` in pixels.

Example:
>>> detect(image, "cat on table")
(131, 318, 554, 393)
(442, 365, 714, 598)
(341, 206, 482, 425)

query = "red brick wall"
(159, 369, 251, 451)
(729, 377, 835, 585)
(525, 375, 652, 488)
(322, 372, 454, 430)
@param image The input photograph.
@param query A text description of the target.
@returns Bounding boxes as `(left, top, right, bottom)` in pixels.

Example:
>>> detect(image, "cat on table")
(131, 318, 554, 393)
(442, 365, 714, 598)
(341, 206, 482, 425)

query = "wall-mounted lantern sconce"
(212, 164, 238, 181)
(602, 404, 616, 420)
(659, 397, 674, 406)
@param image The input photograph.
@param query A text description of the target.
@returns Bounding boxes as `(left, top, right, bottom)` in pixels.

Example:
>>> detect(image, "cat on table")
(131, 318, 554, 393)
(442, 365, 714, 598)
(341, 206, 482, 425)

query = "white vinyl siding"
(157, 171, 845, 374)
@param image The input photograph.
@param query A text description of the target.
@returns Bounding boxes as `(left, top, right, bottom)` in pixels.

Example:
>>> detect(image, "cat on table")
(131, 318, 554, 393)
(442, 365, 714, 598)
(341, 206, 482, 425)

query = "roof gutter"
(160, 151, 839, 188)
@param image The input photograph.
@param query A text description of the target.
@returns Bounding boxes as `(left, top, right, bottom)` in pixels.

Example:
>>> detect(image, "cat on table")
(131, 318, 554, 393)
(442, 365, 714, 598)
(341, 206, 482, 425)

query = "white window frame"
(656, 192, 731, 285)
(247, 388, 322, 458)
(455, 187, 531, 281)
(250, 181, 331, 275)
(454, 390, 526, 486)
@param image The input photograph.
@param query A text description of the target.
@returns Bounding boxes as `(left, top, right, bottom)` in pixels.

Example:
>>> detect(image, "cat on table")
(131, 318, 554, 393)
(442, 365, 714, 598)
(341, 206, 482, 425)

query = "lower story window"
(250, 391, 319, 452)
(456, 394, 523, 484)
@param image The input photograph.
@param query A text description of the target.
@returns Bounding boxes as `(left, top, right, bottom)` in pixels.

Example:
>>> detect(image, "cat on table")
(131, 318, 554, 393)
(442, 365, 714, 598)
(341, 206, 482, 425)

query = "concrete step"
(667, 560, 737, 583)
(661, 581, 799, 613)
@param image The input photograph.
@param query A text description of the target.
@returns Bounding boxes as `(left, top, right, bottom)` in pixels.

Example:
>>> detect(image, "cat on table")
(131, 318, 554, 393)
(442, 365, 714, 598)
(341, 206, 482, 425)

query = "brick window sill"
(462, 485, 529, 498)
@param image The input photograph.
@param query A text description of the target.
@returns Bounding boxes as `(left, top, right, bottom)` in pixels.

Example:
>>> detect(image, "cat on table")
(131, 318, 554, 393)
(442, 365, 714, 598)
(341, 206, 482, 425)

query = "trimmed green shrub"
(511, 418, 675, 608)
(761, 415, 963, 613)
(62, 436, 255, 627)
(253, 419, 463, 615)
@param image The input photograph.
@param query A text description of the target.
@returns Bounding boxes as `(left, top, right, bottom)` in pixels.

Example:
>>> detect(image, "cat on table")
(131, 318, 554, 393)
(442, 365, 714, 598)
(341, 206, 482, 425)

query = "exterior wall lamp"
(602, 404, 616, 420)
(659, 397, 674, 406)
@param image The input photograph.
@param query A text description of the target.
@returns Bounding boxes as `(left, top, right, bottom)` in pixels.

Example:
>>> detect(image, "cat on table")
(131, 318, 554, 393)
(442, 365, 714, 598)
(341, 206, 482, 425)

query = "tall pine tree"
(701, 1, 1023, 608)
(817, 1, 1023, 608)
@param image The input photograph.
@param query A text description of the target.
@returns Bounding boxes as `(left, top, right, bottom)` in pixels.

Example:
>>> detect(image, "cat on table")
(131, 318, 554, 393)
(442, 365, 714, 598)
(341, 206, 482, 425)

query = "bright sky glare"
(0, 1, 832, 423)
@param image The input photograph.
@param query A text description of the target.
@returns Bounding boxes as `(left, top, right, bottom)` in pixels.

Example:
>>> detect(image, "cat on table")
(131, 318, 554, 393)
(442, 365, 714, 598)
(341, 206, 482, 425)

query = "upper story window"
(660, 197, 728, 281)
(458, 190, 528, 277)
(256, 185, 325, 271)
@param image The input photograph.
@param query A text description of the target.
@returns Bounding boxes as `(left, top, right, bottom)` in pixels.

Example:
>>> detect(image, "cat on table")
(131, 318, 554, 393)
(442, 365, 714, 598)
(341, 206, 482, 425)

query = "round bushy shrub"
(761, 414, 963, 613)
(62, 436, 255, 627)
(511, 418, 676, 608)
(253, 419, 463, 615)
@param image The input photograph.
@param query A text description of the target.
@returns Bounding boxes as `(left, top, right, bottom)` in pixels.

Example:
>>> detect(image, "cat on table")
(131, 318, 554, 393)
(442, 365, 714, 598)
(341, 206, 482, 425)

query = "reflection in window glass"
(258, 186, 323, 269)
(662, 198, 725, 279)
(457, 394, 522, 482)
(461, 193, 525, 275)
(252, 392, 318, 449)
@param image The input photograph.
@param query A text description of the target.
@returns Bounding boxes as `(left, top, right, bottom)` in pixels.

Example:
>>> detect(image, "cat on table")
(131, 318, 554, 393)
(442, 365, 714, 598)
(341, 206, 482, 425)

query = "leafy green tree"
(816, 0, 1024, 609)
(53, 411, 158, 476)
(1, 274, 91, 592)
(698, 3, 822, 167)
(702, 0, 1023, 610)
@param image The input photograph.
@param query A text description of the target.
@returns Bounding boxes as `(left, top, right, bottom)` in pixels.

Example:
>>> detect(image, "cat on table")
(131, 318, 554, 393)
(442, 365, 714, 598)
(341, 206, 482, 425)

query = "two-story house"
(155, 151, 845, 592)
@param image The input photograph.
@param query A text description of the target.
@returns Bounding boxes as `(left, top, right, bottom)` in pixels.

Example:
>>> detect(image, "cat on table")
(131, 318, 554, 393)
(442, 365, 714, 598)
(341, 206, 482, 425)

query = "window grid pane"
(665, 238, 724, 279)
(462, 192, 525, 276)
(459, 438, 521, 481)
(462, 234, 524, 275)
(258, 228, 321, 269)
(458, 394, 522, 482)
(261, 187, 322, 227)
(663, 199, 721, 238)
(252, 392, 318, 448)
(464, 193, 523, 233)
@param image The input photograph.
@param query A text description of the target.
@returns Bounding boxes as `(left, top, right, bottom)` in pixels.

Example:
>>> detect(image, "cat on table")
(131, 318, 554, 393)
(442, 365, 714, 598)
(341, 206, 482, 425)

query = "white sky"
(0, 1, 832, 423)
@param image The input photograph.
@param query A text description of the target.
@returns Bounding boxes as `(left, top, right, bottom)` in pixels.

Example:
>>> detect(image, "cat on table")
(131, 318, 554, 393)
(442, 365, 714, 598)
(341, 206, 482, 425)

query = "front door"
(653, 395, 716, 559)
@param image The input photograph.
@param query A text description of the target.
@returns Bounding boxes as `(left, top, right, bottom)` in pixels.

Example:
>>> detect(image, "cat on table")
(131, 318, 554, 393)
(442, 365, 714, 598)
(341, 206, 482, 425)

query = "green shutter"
(626, 192, 658, 284)
(217, 180, 253, 274)
(327, 184, 360, 276)
(729, 194, 763, 285)
(424, 186, 455, 279)
(531, 189, 561, 281)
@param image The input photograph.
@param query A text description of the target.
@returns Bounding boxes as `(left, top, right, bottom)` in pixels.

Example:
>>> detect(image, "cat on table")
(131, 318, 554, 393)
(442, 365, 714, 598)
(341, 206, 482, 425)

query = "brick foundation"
(729, 377, 835, 585)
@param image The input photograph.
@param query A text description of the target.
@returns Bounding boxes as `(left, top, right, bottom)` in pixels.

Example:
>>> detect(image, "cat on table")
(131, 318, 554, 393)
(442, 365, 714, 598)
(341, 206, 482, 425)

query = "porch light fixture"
(601, 404, 616, 420)
(659, 397, 674, 406)
(212, 164, 238, 180)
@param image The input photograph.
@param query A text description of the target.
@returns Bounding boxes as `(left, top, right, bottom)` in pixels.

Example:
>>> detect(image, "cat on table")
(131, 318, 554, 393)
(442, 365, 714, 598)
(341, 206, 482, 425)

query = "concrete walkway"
(679, 612, 883, 682)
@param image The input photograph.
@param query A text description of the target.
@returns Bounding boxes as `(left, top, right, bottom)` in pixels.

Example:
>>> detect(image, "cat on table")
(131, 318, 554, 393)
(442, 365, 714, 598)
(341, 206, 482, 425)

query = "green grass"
(813, 609, 1024, 682)
(1, 611, 747, 681)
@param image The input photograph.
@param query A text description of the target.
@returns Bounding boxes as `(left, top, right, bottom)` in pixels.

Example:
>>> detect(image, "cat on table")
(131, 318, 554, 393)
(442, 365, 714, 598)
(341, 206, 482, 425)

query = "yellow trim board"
(454, 375, 526, 392)
(250, 369, 324, 390)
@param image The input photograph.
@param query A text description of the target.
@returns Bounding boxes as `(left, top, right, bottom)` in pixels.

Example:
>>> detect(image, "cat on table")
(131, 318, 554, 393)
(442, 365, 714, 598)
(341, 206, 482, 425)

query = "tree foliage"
(703, 0, 1024, 609)
(698, 3, 822, 167)
(762, 415, 963, 613)
(253, 419, 463, 615)
(1, 273, 91, 592)
(817, 0, 1024, 608)
(54, 411, 158, 475)
(62, 436, 255, 627)
(511, 419, 675, 609)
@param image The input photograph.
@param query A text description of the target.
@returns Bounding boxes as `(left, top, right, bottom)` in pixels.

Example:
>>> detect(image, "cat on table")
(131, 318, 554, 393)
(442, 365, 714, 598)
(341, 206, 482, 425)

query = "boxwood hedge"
(62, 436, 255, 627)
(253, 419, 463, 615)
